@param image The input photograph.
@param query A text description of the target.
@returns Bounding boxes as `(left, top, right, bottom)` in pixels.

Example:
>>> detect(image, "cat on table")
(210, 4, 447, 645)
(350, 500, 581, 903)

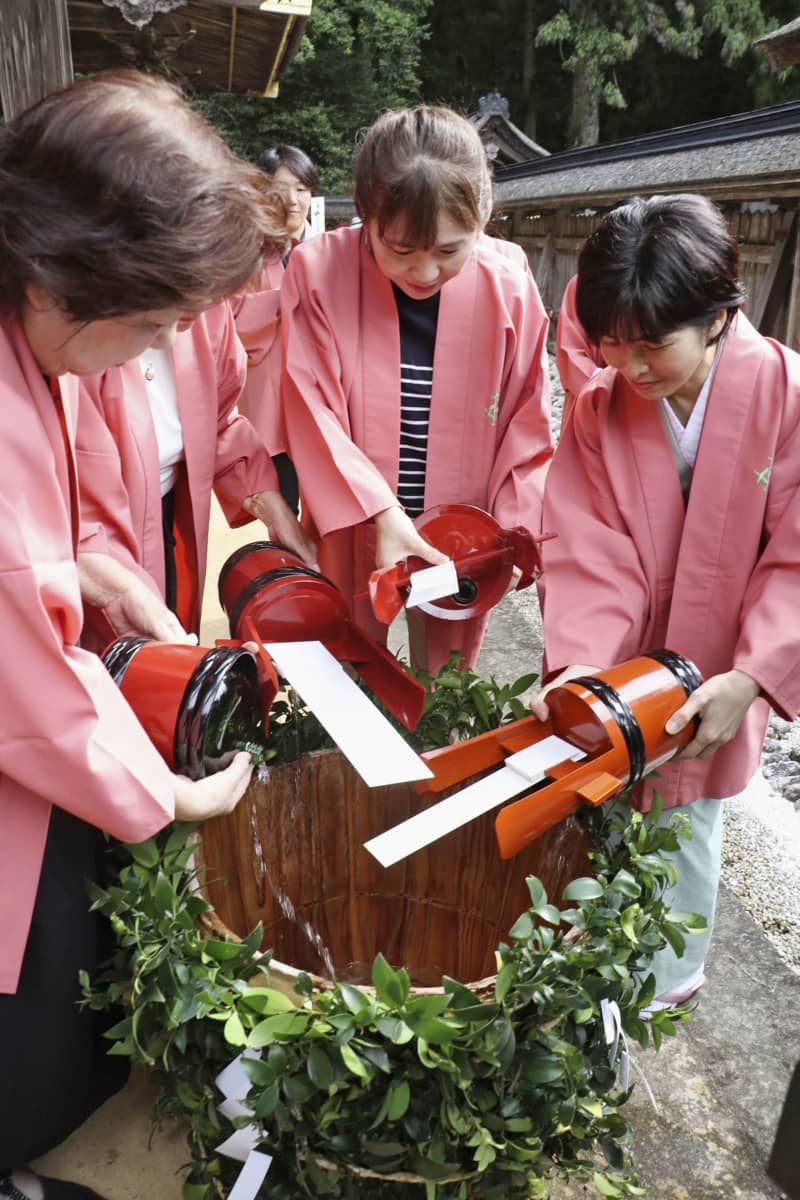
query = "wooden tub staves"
(198, 748, 590, 988)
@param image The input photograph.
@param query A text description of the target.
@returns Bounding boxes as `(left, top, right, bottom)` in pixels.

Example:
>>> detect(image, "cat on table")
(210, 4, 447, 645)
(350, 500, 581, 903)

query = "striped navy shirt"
(392, 284, 441, 517)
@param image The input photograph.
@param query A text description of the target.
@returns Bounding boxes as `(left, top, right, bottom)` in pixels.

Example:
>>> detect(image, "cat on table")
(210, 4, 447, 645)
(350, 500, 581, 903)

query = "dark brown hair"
(0, 70, 286, 320)
(576, 194, 745, 346)
(256, 144, 319, 192)
(353, 106, 492, 247)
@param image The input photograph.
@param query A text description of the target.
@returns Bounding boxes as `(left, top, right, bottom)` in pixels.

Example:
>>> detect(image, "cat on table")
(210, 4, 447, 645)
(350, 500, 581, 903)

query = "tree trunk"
(521, 0, 537, 141)
(570, 63, 599, 146)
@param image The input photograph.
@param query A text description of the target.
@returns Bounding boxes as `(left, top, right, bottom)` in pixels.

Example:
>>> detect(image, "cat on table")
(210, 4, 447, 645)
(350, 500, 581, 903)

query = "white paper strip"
(216, 1049, 261, 1102)
(227, 1150, 273, 1200)
(218, 1097, 255, 1122)
(364, 734, 584, 867)
(215, 1053, 275, 1198)
(504, 734, 583, 782)
(264, 641, 433, 787)
(600, 997, 658, 1110)
(405, 560, 459, 608)
(216, 1127, 262, 1163)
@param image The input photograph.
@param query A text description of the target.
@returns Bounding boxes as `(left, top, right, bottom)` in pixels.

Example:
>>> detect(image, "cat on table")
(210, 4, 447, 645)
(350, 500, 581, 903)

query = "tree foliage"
(601, 0, 799, 142)
(194, 0, 431, 191)
(194, 0, 798, 169)
(532, 0, 794, 145)
(420, 0, 799, 150)
(535, 1, 701, 117)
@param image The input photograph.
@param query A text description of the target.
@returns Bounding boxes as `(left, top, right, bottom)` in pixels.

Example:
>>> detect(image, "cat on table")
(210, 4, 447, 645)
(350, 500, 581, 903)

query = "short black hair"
(255, 144, 319, 192)
(576, 194, 745, 345)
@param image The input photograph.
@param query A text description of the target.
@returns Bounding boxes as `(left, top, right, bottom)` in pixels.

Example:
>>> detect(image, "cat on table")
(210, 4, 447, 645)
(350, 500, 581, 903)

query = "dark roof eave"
(496, 133, 800, 208)
(474, 111, 549, 159)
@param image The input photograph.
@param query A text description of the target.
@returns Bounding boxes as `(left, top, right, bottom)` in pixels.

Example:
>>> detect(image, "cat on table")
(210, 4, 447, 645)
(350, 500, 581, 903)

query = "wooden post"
(0, 0, 73, 122)
(785, 205, 800, 354)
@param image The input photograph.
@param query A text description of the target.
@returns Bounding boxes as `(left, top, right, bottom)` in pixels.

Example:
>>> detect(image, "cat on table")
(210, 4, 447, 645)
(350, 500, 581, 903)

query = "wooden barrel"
(199, 749, 590, 987)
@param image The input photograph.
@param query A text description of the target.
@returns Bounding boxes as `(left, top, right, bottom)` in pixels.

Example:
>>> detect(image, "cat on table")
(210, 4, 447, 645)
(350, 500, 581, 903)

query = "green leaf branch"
(253, 653, 539, 770)
(82, 792, 703, 1199)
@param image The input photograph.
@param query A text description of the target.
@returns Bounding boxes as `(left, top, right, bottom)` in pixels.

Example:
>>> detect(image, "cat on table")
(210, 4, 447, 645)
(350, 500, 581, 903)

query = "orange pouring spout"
(494, 755, 624, 859)
(494, 652, 700, 858)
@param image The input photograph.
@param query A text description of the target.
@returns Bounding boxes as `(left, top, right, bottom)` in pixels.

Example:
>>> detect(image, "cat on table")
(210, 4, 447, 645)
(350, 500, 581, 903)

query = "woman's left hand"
(665, 669, 760, 760)
(529, 663, 601, 721)
(244, 490, 318, 569)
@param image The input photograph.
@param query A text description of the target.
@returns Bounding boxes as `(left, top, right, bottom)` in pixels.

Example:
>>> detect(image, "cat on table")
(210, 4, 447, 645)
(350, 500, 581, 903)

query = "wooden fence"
(501, 197, 800, 352)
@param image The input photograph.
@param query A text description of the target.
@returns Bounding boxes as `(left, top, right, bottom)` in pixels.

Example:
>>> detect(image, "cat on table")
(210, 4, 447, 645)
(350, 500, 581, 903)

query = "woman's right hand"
(172, 751, 253, 821)
(529, 664, 600, 721)
(243, 490, 318, 569)
(374, 505, 450, 570)
(78, 551, 196, 644)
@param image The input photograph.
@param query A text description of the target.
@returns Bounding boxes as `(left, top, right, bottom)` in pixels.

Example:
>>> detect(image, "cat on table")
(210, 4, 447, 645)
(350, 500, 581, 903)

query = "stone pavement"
(33, 502, 799, 1199)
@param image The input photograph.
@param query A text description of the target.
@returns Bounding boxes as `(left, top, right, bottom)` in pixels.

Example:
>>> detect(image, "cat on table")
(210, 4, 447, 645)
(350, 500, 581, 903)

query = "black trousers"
(161, 487, 178, 616)
(769, 1061, 800, 1199)
(272, 453, 299, 516)
(0, 808, 128, 1169)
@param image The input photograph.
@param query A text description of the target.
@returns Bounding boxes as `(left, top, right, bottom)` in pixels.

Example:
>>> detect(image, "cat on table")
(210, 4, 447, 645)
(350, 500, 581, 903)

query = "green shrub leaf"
(563, 877, 605, 901)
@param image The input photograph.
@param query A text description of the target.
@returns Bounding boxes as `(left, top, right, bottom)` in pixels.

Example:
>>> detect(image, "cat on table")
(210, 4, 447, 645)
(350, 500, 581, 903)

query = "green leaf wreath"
(82, 663, 706, 1199)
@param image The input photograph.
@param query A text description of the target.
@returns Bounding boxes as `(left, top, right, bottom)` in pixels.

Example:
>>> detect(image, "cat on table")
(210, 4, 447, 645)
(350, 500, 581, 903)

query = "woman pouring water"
(0, 70, 285, 1200)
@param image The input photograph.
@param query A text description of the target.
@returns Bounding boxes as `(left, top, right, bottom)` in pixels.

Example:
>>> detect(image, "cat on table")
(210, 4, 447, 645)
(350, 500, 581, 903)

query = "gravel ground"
(547, 358, 800, 973)
(727, 725, 800, 971)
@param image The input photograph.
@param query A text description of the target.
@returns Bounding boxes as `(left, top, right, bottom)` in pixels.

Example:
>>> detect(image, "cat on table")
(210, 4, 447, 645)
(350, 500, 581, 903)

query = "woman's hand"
(665, 669, 760, 760)
(374, 505, 450, 570)
(529, 663, 601, 721)
(172, 751, 253, 820)
(243, 490, 318, 568)
(78, 551, 194, 643)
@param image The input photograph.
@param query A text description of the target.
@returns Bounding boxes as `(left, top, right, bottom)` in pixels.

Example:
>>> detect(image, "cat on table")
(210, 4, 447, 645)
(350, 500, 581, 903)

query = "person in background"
(281, 106, 553, 673)
(75, 297, 316, 652)
(0, 70, 277, 1200)
(232, 144, 320, 514)
(533, 193, 800, 1007)
(555, 272, 605, 429)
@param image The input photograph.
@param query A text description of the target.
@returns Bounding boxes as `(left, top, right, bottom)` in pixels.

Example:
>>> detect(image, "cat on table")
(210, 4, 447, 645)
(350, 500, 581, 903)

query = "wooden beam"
(0, 0, 73, 122)
(785, 211, 800, 353)
(751, 211, 797, 335)
(261, 10, 294, 96)
(227, 4, 238, 92)
(211, 0, 311, 11)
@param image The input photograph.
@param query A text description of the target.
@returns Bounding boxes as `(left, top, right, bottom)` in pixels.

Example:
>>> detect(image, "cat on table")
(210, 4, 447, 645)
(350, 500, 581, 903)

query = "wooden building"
(0, 0, 311, 122)
(470, 91, 549, 167)
(495, 102, 800, 351)
(754, 17, 800, 72)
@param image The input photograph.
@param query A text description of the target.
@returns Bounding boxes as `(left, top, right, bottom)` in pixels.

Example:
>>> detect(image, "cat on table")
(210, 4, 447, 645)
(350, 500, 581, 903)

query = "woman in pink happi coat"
(231, 145, 319, 512)
(533, 194, 800, 1006)
(76, 298, 315, 651)
(281, 106, 553, 673)
(0, 72, 277, 1200)
(555, 273, 605, 428)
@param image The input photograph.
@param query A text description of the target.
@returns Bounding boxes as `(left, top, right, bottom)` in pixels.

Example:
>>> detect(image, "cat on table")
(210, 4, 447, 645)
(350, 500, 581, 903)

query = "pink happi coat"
(231, 259, 286, 454)
(540, 312, 800, 811)
(0, 318, 174, 994)
(555, 274, 605, 427)
(281, 224, 553, 670)
(76, 302, 278, 642)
